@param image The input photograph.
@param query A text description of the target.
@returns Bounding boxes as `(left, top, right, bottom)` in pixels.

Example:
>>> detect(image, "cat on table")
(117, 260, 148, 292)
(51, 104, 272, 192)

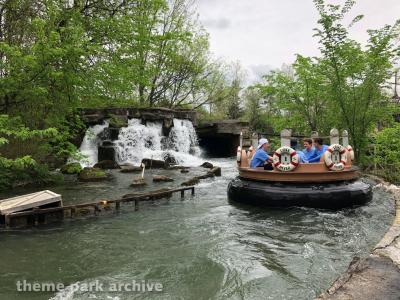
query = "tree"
(313, 0, 400, 158)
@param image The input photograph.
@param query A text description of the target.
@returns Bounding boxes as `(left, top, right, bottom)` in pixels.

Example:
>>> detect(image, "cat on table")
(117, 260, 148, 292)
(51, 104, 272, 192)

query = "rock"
(142, 158, 168, 169)
(180, 169, 189, 174)
(103, 128, 120, 140)
(79, 168, 109, 182)
(60, 162, 82, 175)
(108, 114, 128, 128)
(120, 164, 142, 173)
(168, 165, 189, 170)
(163, 153, 177, 166)
(162, 118, 174, 136)
(153, 175, 174, 182)
(209, 166, 222, 177)
(98, 145, 116, 162)
(201, 162, 214, 169)
(181, 177, 200, 186)
(94, 160, 120, 169)
(131, 177, 147, 187)
(197, 172, 215, 180)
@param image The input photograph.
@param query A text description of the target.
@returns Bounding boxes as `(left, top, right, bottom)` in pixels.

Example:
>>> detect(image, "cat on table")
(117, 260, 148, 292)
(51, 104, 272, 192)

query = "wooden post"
(141, 163, 145, 179)
(94, 205, 101, 216)
(134, 200, 139, 211)
(251, 133, 258, 149)
(191, 187, 195, 196)
(280, 129, 291, 147)
(181, 190, 185, 199)
(330, 128, 339, 145)
(71, 206, 76, 218)
(239, 131, 243, 151)
(342, 130, 349, 147)
(5, 214, 10, 229)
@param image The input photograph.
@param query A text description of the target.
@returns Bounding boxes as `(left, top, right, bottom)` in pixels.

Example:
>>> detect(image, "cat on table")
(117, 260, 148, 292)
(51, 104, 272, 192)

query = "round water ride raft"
(227, 129, 372, 209)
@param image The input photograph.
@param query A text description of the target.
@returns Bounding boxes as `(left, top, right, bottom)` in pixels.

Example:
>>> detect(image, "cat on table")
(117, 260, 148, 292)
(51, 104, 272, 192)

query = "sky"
(195, 0, 400, 82)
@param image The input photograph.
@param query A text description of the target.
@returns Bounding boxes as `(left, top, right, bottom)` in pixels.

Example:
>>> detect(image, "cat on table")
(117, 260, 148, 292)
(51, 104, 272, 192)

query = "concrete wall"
(317, 176, 400, 300)
(195, 120, 251, 157)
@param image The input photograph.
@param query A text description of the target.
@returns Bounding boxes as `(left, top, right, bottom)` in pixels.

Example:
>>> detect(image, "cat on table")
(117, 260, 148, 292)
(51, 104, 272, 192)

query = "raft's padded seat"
(240, 150, 250, 168)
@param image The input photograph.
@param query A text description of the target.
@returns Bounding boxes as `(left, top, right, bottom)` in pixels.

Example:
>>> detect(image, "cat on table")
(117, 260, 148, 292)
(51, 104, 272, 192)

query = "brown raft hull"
(238, 164, 359, 183)
(227, 178, 372, 209)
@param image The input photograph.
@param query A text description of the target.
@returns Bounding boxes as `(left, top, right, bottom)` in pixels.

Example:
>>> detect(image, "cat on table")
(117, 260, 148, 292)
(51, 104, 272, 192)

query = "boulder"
(120, 164, 142, 173)
(94, 160, 120, 169)
(153, 175, 174, 182)
(209, 166, 222, 177)
(197, 172, 215, 180)
(141, 158, 168, 169)
(131, 176, 147, 187)
(180, 169, 190, 174)
(168, 165, 189, 170)
(60, 162, 82, 175)
(163, 153, 177, 166)
(162, 118, 174, 136)
(79, 168, 109, 182)
(108, 114, 128, 128)
(98, 145, 116, 162)
(181, 177, 200, 186)
(200, 162, 214, 169)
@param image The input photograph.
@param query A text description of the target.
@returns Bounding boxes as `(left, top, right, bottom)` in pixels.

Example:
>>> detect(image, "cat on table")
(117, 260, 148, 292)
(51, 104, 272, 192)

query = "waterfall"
(77, 121, 109, 168)
(115, 118, 202, 166)
(77, 118, 202, 167)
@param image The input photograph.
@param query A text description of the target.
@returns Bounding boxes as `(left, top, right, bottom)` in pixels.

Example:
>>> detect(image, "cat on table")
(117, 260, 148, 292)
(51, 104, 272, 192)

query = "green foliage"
(248, 0, 400, 161)
(0, 114, 70, 190)
(60, 162, 82, 175)
(372, 124, 400, 183)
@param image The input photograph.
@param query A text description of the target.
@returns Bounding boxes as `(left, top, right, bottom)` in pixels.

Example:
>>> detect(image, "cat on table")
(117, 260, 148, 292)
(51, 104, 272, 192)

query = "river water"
(0, 158, 395, 300)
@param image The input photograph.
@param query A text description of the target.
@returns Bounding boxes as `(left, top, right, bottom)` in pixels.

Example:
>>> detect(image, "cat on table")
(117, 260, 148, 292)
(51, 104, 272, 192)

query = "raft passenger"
(308, 138, 328, 163)
(301, 138, 315, 163)
(250, 138, 273, 169)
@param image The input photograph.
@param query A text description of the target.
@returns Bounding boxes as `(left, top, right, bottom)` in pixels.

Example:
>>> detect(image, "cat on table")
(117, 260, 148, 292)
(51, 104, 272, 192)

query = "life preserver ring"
(324, 144, 347, 171)
(237, 146, 241, 162)
(273, 147, 299, 172)
(347, 145, 354, 161)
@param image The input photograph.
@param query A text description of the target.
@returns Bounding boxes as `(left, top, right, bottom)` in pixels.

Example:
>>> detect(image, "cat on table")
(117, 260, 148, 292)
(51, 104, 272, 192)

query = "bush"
(372, 124, 400, 183)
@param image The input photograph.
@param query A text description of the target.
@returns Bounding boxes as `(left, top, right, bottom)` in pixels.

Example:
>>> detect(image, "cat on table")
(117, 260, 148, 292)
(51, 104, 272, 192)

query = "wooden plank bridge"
(0, 186, 195, 229)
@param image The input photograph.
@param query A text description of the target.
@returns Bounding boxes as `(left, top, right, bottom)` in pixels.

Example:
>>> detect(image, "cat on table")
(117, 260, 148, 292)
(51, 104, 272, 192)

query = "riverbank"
(318, 175, 400, 299)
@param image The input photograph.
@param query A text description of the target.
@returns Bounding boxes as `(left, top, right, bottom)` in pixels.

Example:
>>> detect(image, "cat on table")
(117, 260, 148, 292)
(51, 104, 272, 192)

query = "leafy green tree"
(373, 123, 400, 183)
(313, 0, 400, 158)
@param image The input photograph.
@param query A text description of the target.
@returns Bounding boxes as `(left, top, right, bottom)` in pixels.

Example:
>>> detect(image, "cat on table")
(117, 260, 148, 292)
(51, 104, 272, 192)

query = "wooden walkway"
(1, 186, 195, 229)
(0, 190, 62, 215)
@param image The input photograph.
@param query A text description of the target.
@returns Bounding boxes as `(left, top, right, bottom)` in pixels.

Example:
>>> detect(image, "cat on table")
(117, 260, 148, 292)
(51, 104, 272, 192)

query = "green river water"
(0, 158, 395, 300)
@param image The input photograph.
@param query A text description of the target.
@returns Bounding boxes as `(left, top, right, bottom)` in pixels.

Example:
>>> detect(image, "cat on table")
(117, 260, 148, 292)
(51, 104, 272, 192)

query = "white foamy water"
(77, 118, 202, 167)
(114, 118, 202, 166)
(77, 121, 109, 167)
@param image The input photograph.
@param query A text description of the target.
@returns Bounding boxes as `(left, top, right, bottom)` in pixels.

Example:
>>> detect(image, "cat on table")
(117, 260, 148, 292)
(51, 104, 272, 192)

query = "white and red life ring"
(273, 147, 299, 172)
(324, 144, 347, 171)
(347, 145, 354, 161)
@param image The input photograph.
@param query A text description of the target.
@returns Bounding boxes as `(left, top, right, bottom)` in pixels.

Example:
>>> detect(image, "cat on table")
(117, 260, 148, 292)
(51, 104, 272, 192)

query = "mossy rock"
(78, 167, 109, 182)
(61, 163, 82, 175)
(108, 114, 128, 128)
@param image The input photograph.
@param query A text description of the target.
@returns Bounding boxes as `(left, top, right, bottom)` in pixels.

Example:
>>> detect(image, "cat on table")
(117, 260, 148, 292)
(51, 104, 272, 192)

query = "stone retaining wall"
(317, 175, 400, 299)
(79, 107, 197, 126)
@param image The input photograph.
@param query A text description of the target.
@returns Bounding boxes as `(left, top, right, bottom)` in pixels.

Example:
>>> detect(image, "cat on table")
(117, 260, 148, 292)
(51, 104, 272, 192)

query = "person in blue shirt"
(302, 138, 315, 163)
(308, 138, 328, 163)
(250, 138, 273, 169)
